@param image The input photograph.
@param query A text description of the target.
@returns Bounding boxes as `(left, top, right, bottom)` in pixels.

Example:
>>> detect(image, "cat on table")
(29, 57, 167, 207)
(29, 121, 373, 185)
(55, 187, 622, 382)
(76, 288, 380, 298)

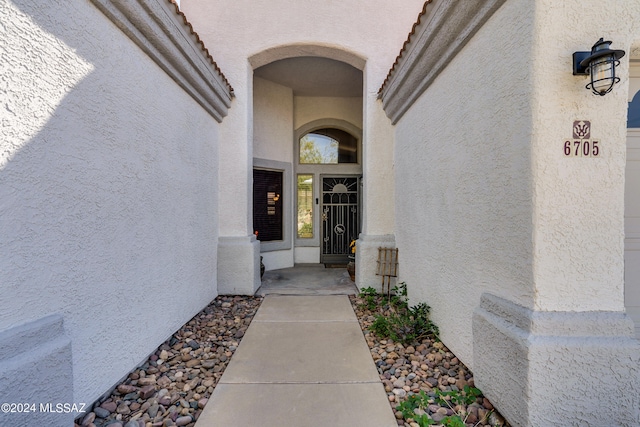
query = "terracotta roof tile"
(378, 0, 432, 96)
(167, 0, 234, 95)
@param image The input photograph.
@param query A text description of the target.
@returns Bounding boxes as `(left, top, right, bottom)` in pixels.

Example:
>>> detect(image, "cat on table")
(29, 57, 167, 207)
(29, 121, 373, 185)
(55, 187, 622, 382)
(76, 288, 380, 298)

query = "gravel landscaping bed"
(349, 294, 511, 427)
(77, 292, 509, 427)
(75, 295, 263, 427)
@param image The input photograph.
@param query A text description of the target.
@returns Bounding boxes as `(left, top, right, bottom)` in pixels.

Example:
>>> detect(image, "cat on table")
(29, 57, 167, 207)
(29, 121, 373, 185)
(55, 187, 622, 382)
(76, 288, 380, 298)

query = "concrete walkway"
(194, 295, 397, 427)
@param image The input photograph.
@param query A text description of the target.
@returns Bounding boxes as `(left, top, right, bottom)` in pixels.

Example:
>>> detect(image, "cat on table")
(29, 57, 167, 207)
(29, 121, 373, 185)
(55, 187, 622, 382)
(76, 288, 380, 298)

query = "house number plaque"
(564, 120, 600, 157)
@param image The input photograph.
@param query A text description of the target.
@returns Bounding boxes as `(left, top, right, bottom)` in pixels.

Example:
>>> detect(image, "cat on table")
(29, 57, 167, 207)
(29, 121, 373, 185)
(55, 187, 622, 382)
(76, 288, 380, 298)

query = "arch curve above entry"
(296, 119, 363, 165)
(296, 118, 362, 143)
(249, 43, 366, 70)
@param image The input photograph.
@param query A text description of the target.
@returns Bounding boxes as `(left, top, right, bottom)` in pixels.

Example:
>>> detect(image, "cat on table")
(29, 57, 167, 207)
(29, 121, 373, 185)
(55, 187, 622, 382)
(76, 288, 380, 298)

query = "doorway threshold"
(257, 264, 358, 296)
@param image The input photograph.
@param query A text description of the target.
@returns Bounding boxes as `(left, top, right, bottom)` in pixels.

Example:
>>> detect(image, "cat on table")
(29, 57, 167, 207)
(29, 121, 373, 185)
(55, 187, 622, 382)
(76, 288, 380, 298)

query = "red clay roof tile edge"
(378, 0, 433, 97)
(167, 0, 234, 95)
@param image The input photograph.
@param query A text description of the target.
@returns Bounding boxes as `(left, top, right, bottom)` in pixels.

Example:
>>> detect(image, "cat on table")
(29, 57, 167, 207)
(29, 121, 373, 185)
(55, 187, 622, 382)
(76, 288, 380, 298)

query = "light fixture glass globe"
(579, 38, 625, 96)
(589, 54, 617, 95)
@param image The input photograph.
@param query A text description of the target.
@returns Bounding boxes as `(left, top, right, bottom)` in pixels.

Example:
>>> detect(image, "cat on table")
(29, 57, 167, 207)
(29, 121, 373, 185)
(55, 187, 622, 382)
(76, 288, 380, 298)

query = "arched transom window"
(299, 128, 357, 164)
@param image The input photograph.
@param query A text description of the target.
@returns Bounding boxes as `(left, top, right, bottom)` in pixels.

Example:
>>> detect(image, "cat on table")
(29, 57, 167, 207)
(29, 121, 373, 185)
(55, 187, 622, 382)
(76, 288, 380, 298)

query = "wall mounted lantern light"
(573, 38, 625, 96)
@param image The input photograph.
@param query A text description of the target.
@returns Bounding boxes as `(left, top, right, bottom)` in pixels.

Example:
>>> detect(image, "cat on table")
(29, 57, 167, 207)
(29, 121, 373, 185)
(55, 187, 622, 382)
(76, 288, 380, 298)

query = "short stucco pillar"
(473, 294, 640, 427)
(217, 236, 261, 295)
(215, 63, 261, 295)
(356, 82, 397, 291)
(0, 315, 74, 426)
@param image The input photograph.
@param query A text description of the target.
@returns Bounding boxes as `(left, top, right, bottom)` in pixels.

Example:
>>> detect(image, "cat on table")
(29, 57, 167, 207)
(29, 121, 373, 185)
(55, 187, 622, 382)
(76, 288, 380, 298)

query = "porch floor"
(257, 263, 359, 295)
(193, 294, 396, 427)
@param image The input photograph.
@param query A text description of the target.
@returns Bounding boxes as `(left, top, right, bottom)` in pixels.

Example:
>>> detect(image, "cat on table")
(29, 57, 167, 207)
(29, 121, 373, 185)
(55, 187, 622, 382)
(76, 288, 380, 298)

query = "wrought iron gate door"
(321, 176, 360, 264)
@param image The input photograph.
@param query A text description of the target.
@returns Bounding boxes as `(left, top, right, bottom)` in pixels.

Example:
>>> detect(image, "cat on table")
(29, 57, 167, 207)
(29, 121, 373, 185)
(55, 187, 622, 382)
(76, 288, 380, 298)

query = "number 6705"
(564, 140, 599, 157)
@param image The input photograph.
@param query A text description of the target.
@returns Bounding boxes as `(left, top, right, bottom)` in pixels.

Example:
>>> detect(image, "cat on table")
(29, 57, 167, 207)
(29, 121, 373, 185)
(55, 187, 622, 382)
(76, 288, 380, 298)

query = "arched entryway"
(250, 46, 364, 271)
(295, 120, 362, 265)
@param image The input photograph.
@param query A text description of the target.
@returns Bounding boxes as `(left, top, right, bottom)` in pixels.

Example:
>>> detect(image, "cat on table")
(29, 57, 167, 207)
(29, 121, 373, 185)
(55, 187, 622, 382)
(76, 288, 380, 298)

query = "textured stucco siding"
(252, 78, 294, 270)
(394, 0, 535, 367)
(294, 96, 362, 131)
(393, 0, 640, 424)
(253, 77, 294, 163)
(183, 0, 425, 240)
(529, 0, 640, 312)
(473, 294, 640, 427)
(183, 0, 425, 287)
(1, 0, 220, 405)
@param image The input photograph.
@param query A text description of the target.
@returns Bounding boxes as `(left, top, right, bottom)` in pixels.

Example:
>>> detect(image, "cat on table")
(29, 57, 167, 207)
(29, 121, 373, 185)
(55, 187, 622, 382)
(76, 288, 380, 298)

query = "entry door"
(320, 176, 360, 264)
(626, 129, 640, 339)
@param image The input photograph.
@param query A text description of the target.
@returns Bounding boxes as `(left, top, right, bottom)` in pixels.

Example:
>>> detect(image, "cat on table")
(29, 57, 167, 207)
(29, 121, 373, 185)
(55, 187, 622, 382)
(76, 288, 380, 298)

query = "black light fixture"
(573, 38, 625, 96)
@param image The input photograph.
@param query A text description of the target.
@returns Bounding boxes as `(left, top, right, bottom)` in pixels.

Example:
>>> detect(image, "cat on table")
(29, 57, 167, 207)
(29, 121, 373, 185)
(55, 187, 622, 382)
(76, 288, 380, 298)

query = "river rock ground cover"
(349, 293, 510, 427)
(75, 296, 263, 427)
(76, 293, 509, 427)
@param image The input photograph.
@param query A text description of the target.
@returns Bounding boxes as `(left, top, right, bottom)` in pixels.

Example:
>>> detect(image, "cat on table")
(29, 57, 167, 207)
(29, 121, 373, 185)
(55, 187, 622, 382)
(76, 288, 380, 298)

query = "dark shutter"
(253, 169, 283, 241)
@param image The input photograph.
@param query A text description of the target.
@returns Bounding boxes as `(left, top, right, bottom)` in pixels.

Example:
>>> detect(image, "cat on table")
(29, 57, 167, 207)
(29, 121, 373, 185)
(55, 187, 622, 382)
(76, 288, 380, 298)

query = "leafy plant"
(360, 282, 438, 345)
(435, 385, 482, 408)
(396, 391, 435, 427)
(441, 416, 466, 427)
(359, 287, 378, 310)
(359, 286, 377, 296)
(409, 302, 439, 340)
(370, 314, 392, 337)
(434, 386, 490, 427)
(369, 298, 438, 344)
(389, 282, 408, 308)
(413, 414, 436, 427)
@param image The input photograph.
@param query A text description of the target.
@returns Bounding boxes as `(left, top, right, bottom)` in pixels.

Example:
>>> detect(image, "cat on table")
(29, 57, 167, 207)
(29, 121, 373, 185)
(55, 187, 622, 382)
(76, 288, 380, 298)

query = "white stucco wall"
(294, 96, 362, 131)
(1, 0, 220, 406)
(394, 0, 535, 366)
(391, 1, 640, 425)
(252, 78, 294, 270)
(183, 0, 425, 280)
(253, 77, 294, 163)
(529, 0, 640, 313)
(394, 0, 640, 364)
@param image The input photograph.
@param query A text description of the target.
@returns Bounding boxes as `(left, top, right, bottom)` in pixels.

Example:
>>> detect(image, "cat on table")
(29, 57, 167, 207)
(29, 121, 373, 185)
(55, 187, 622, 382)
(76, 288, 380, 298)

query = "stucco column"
(355, 68, 397, 292)
(473, 3, 640, 425)
(216, 63, 260, 295)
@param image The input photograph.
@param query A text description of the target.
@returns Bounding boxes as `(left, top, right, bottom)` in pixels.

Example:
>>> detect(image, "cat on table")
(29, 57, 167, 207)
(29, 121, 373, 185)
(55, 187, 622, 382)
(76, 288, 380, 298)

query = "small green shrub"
(359, 286, 378, 310)
(413, 414, 436, 427)
(396, 391, 434, 427)
(409, 302, 439, 340)
(435, 385, 482, 408)
(369, 302, 438, 344)
(390, 282, 408, 309)
(362, 282, 439, 345)
(370, 314, 392, 337)
(359, 286, 377, 296)
(441, 416, 466, 427)
(435, 386, 489, 427)
(396, 386, 490, 426)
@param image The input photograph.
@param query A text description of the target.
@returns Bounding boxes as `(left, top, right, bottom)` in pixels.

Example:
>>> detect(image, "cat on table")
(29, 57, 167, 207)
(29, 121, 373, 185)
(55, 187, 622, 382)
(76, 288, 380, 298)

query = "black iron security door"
(321, 176, 360, 264)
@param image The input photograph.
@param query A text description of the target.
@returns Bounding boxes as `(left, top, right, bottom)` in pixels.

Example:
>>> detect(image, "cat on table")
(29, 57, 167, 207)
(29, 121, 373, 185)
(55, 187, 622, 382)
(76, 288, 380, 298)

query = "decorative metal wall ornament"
(573, 38, 625, 96)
